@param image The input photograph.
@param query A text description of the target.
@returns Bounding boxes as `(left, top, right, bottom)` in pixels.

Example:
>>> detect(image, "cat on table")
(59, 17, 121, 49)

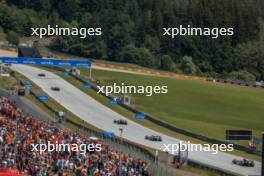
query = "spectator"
(0, 96, 149, 176)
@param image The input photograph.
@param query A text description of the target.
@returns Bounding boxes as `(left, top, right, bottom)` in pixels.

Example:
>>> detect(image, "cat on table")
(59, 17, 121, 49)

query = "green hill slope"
(87, 69, 264, 140)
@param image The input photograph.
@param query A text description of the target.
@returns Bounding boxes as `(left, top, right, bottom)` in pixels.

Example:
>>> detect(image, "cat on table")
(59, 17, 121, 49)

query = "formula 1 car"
(232, 159, 255, 167)
(17, 89, 26, 96)
(51, 86, 60, 91)
(38, 73, 46, 77)
(145, 135, 162, 142)
(113, 119, 128, 125)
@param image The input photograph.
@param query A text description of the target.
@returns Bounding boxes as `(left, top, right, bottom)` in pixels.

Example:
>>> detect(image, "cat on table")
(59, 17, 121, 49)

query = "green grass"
(81, 69, 264, 141)
(0, 76, 18, 90)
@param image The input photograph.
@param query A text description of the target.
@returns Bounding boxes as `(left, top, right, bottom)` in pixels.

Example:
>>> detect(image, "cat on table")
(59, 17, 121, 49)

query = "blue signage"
(23, 82, 32, 88)
(253, 137, 261, 145)
(38, 95, 49, 100)
(101, 132, 115, 138)
(108, 99, 118, 105)
(135, 113, 146, 119)
(1, 57, 92, 68)
(84, 83, 92, 89)
(63, 71, 69, 76)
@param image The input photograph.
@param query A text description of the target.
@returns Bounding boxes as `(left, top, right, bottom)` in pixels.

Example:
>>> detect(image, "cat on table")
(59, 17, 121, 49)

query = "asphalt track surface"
(0, 50, 261, 176)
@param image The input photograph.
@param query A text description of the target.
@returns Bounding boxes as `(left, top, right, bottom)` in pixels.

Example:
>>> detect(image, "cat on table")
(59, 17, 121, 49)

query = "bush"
(120, 45, 156, 67)
(49, 37, 69, 51)
(180, 56, 197, 74)
(160, 55, 175, 71)
(68, 43, 90, 56)
(6, 31, 19, 45)
(227, 70, 256, 82)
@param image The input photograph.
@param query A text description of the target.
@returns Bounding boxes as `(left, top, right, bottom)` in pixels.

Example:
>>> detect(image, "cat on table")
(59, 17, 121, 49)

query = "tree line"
(1, 0, 264, 82)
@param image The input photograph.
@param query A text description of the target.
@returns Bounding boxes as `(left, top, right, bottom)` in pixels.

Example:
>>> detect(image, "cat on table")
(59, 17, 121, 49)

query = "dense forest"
(0, 0, 264, 81)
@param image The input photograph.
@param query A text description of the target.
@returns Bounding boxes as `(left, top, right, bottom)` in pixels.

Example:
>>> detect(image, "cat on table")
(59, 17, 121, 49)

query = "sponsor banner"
(23, 82, 33, 88)
(101, 132, 115, 138)
(38, 95, 49, 100)
(135, 113, 146, 119)
(84, 83, 92, 89)
(108, 99, 118, 105)
(1, 57, 92, 67)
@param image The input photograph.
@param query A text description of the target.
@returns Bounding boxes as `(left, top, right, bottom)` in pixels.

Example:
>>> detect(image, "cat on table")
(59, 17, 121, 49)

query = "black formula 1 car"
(232, 159, 255, 167)
(145, 135, 162, 142)
(113, 119, 128, 125)
(17, 89, 26, 96)
(51, 86, 60, 91)
(38, 73, 46, 77)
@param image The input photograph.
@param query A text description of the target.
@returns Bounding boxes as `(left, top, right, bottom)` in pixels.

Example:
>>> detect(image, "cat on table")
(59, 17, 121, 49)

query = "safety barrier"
(209, 79, 264, 89)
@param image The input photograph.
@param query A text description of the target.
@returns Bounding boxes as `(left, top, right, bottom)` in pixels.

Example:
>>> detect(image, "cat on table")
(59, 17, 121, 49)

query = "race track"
(0, 50, 261, 176)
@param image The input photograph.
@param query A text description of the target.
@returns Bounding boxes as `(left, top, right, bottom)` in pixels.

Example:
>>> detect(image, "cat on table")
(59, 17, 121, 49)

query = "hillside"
(0, 0, 264, 81)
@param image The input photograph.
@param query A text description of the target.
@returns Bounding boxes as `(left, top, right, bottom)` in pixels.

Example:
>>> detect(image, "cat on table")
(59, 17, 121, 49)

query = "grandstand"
(0, 96, 150, 176)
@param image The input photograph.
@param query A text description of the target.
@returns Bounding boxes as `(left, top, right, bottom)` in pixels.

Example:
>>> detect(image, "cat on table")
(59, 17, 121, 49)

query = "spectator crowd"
(0, 96, 150, 176)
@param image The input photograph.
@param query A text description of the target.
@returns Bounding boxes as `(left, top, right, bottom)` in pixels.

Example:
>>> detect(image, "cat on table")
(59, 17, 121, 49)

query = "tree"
(233, 41, 264, 80)
(160, 55, 175, 71)
(227, 70, 256, 82)
(68, 43, 89, 56)
(49, 37, 69, 51)
(144, 35, 160, 53)
(151, 8, 163, 35)
(2, 0, 264, 78)
(120, 45, 156, 67)
(6, 31, 19, 45)
(137, 47, 156, 67)
(180, 56, 197, 74)
(57, 0, 80, 21)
